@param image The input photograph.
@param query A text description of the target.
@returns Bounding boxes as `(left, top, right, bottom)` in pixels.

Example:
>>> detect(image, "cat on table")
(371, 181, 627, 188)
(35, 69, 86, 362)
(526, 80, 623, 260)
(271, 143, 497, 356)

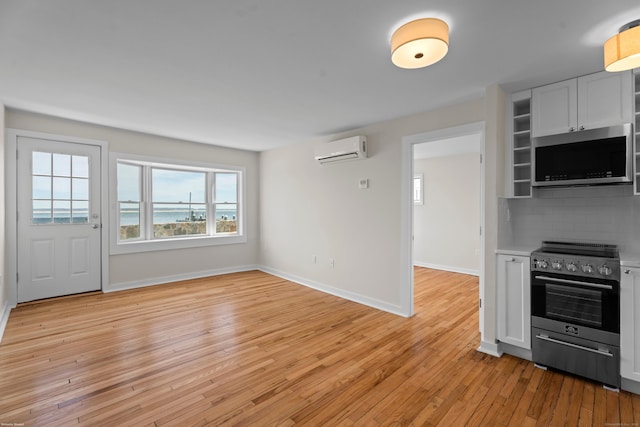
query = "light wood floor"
(0, 268, 638, 426)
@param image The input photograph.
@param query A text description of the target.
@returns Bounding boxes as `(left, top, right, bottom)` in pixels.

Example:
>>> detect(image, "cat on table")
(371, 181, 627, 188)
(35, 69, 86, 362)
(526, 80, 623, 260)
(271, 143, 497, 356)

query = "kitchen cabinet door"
(532, 71, 632, 138)
(497, 254, 531, 349)
(621, 266, 640, 382)
(577, 71, 632, 131)
(532, 78, 577, 138)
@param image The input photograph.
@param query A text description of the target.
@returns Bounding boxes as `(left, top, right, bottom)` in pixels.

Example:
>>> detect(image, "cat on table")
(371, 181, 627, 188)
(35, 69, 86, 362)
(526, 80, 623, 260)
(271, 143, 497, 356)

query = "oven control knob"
(551, 261, 563, 270)
(566, 262, 578, 272)
(581, 264, 594, 274)
(598, 265, 612, 276)
(536, 259, 548, 269)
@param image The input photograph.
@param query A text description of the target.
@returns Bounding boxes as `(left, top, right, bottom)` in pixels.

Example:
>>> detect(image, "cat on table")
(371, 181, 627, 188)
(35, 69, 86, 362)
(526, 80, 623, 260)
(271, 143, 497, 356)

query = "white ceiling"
(1, 1, 639, 152)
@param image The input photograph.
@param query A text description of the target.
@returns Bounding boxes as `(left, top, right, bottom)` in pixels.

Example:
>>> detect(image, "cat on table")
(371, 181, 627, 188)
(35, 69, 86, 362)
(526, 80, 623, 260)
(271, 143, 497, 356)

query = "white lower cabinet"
(497, 254, 531, 350)
(621, 266, 640, 382)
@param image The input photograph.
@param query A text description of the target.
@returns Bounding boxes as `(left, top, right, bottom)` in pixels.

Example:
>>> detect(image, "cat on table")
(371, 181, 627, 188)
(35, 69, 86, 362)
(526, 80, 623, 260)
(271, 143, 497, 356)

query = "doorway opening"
(400, 122, 485, 330)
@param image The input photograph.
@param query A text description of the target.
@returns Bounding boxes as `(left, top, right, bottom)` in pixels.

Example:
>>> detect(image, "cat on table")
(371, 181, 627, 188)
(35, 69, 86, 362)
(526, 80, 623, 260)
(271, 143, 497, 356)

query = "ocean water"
(121, 209, 237, 225)
(32, 209, 237, 225)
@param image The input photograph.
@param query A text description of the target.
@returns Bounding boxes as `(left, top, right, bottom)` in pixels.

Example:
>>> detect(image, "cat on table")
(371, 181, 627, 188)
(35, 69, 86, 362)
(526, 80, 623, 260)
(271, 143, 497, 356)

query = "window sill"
(110, 233, 247, 255)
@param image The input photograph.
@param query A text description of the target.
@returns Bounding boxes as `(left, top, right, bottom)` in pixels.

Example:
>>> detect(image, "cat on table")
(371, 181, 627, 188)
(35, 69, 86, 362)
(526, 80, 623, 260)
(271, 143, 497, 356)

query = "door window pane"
(72, 178, 89, 200)
(72, 155, 89, 178)
(32, 151, 91, 225)
(33, 176, 51, 199)
(53, 200, 71, 223)
(33, 200, 52, 224)
(53, 153, 71, 177)
(33, 152, 52, 175)
(53, 177, 71, 199)
(72, 201, 89, 223)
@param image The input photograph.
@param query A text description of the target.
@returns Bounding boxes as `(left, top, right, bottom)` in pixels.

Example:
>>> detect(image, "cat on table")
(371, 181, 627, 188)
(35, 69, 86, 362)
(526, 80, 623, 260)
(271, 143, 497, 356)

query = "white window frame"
(109, 152, 246, 255)
(413, 173, 424, 205)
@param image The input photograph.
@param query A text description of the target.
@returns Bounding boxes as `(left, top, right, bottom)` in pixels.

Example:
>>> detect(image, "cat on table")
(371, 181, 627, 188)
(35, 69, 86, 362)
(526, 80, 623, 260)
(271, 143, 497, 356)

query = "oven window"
(545, 283, 602, 327)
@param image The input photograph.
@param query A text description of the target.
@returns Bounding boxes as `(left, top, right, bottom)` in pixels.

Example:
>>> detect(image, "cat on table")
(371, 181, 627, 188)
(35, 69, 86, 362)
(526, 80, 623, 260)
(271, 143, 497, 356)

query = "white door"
(17, 137, 102, 302)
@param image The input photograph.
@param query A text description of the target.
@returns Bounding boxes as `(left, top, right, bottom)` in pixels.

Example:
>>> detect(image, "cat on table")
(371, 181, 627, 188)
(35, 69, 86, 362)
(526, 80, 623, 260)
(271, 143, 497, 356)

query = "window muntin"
(32, 151, 90, 224)
(115, 159, 241, 244)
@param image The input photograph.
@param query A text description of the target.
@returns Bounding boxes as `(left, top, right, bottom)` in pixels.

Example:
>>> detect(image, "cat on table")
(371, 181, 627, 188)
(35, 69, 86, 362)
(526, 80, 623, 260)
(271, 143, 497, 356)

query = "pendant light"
(391, 18, 449, 69)
(604, 19, 640, 72)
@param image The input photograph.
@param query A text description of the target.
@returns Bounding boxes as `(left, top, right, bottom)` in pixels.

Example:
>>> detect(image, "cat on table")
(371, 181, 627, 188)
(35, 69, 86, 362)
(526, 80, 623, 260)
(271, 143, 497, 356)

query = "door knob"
(91, 224, 100, 229)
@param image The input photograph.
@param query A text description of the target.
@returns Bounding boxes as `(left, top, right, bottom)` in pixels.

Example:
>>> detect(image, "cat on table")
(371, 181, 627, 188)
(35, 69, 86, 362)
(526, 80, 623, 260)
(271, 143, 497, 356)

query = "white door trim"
(401, 122, 486, 319)
(6, 128, 109, 307)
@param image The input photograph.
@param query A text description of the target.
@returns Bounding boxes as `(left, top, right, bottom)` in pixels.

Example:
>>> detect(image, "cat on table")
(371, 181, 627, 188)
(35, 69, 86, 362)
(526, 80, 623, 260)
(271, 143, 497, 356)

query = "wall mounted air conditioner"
(314, 136, 367, 164)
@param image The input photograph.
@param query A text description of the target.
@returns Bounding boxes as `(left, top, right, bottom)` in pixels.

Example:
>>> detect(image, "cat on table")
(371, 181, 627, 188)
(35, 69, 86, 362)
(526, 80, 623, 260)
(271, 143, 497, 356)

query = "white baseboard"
(258, 266, 409, 317)
(413, 261, 479, 277)
(0, 300, 13, 344)
(105, 265, 259, 293)
(477, 340, 503, 357)
(622, 377, 640, 395)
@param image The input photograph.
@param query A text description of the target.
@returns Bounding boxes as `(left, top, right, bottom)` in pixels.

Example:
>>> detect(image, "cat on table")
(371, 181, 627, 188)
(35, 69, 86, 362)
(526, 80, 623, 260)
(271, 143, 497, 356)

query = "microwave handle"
(533, 275, 613, 290)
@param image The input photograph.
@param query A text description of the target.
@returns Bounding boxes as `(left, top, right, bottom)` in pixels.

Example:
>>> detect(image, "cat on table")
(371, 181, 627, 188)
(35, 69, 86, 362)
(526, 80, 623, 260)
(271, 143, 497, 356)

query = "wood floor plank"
(1, 268, 639, 426)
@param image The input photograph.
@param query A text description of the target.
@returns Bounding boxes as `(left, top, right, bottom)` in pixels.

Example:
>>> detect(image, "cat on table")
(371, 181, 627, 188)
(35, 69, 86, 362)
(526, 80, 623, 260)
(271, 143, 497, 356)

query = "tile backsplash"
(499, 185, 640, 253)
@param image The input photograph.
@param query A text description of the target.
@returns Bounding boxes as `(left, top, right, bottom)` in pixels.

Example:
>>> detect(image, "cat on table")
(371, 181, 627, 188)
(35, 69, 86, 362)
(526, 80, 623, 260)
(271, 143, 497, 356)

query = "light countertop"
(496, 246, 537, 257)
(621, 252, 640, 268)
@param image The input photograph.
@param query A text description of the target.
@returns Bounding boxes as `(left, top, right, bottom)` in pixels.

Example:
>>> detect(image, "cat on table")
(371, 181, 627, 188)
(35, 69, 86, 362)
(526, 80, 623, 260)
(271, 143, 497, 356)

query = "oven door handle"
(533, 275, 613, 290)
(535, 334, 614, 357)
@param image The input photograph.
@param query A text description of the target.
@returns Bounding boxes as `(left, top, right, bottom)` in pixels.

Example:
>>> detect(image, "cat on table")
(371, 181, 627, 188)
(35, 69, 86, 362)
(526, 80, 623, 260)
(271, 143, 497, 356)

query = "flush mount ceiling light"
(391, 18, 449, 69)
(604, 19, 640, 72)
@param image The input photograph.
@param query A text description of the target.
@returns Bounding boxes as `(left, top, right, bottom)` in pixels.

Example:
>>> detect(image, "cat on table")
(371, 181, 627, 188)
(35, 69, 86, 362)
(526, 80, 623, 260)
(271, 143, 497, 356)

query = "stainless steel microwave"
(532, 123, 633, 187)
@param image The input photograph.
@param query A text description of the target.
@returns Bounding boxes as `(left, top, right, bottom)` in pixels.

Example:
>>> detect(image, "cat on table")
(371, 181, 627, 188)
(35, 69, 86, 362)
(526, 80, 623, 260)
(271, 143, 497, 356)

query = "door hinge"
(16, 273, 18, 283)
(479, 153, 482, 163)
(479, 226, 482, 235)
(479, 298, 482, 308)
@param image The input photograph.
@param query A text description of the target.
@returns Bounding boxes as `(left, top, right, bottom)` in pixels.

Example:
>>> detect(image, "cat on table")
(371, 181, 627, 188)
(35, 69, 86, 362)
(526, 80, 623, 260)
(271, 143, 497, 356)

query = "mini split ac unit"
(314, 136, 367, 164)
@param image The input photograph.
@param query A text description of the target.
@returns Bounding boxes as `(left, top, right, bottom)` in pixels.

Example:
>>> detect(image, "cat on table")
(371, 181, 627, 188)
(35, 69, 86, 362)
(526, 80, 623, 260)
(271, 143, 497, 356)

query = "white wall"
(502, 185, 640, 254)
(5, 109, 260, 290)
(413, 153, 480, 275)
(259, 97, 486, 315)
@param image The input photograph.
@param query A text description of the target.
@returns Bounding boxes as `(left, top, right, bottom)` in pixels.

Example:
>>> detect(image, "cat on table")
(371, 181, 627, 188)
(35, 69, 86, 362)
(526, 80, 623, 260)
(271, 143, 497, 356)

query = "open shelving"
(509, 90, 532, 198)
(634, 70, 640, 195)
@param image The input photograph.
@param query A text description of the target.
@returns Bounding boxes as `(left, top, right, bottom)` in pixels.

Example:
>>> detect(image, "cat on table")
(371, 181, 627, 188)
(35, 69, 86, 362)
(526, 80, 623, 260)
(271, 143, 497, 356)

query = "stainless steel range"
(531, 241, 621, 389)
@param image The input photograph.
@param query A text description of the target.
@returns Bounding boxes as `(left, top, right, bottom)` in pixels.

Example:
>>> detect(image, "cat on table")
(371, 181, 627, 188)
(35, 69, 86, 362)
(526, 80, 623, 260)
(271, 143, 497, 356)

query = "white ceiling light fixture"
(604, 19, 640, 72)
(391, 18, 449, 69)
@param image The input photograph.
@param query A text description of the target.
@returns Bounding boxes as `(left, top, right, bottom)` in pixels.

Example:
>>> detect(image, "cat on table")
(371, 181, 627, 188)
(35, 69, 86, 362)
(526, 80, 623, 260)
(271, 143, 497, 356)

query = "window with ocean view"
(113, 155, 243, 251)
(32, 151, 90, 224)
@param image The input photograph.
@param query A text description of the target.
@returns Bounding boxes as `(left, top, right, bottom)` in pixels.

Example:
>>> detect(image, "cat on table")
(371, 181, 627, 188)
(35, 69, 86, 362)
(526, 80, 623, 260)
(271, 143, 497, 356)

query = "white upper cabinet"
(532, 78, 577, 137)
(532, 70, 632, 138)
